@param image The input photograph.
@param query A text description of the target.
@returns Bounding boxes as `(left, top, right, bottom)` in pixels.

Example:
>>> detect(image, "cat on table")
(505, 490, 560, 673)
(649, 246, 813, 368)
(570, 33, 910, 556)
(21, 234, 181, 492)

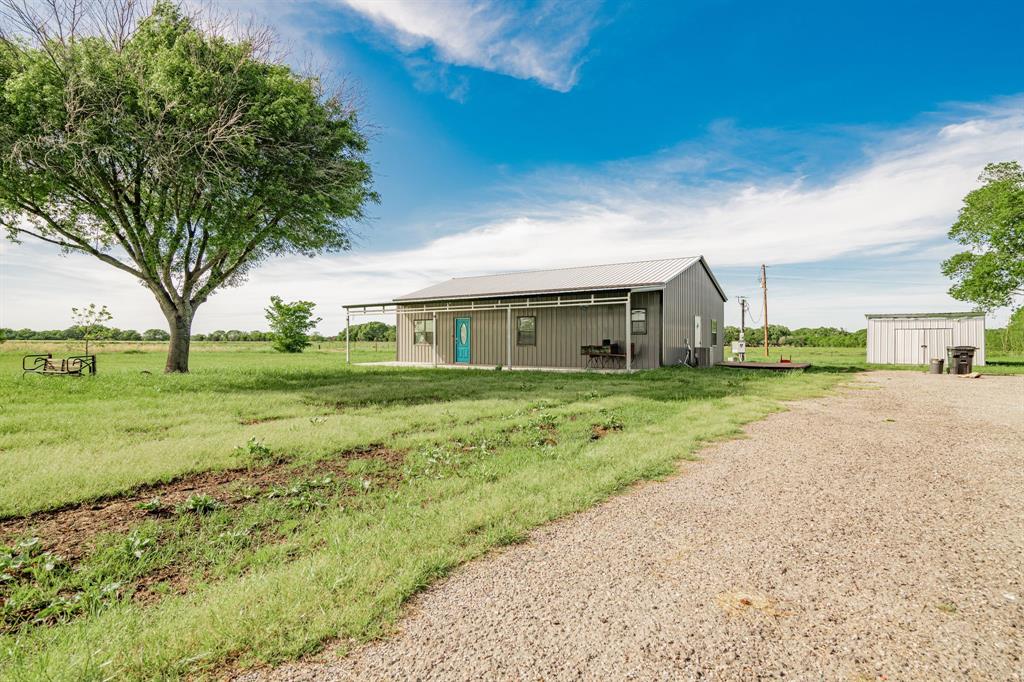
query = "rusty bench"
(22, 353, 96, 376)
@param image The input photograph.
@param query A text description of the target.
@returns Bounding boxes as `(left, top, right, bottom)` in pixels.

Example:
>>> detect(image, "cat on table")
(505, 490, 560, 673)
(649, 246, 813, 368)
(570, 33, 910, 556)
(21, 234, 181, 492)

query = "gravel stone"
(240, 371, 1024, 681)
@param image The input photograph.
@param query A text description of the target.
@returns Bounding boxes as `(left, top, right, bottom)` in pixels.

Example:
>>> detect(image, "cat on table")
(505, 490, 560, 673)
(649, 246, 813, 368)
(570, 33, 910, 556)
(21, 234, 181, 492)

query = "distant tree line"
(2, 324, 397, 343)
(723, 325, 867, 347)
(342, 321, 397, 342)
(1, 326, 170, 342)
(192, 330, 276, 342)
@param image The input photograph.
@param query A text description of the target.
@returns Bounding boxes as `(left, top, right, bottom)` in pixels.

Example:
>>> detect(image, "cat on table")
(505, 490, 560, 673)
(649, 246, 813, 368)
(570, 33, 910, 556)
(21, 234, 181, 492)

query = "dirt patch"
(131, 564, 193, 606)
(589, 423, 623, 440)
(0, 446, 404, 563)
(536, 423, 559, 447)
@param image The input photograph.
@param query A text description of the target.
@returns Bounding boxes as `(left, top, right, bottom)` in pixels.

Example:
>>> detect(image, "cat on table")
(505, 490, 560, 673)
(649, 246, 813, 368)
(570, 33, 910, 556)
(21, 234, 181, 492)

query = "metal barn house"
(865, 312, 986, 365)
(345, 256, 727, 371)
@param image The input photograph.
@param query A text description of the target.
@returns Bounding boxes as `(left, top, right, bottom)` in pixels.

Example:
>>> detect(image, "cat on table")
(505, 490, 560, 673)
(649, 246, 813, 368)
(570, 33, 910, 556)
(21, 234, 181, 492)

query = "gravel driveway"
(245, 371, 1024, 681)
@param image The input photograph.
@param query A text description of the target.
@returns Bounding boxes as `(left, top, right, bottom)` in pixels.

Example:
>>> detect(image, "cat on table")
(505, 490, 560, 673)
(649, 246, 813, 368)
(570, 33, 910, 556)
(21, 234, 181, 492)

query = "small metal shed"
(865, 312, 985, 366)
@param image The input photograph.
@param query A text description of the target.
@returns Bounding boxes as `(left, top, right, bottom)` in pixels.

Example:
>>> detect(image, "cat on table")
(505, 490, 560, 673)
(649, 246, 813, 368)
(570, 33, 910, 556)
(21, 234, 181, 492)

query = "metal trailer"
(865, 312, 986, 366)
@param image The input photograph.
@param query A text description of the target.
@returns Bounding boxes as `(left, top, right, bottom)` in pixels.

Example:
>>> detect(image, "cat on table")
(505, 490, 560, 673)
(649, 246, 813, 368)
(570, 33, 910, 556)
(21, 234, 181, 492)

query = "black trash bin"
(947, 346, 976, 374)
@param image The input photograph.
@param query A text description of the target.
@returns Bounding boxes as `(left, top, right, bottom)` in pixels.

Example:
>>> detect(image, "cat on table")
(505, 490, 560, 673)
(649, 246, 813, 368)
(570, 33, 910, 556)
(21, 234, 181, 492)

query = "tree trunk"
(165, 310, 193, 373)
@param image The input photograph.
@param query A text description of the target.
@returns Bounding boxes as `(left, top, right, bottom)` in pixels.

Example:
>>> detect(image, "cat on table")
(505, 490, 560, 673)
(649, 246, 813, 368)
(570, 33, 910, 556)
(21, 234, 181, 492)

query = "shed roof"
(394, 256, 726, 302)
(864, 312, 985, 319)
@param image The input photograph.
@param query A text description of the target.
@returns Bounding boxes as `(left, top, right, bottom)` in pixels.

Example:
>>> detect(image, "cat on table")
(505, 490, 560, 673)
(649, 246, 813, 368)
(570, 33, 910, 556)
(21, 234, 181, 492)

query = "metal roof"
(394, 256, 725, 302)
(865, 312, 985, 319)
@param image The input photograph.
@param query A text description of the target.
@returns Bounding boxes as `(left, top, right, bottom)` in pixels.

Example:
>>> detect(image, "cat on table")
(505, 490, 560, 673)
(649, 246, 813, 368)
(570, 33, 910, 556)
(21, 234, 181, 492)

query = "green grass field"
(0, 341, 1015, 680)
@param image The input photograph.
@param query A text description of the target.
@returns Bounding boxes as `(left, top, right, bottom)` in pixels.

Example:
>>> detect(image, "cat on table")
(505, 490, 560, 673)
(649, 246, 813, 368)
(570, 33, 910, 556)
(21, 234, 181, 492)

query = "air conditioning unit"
(693, 346, 711, 368)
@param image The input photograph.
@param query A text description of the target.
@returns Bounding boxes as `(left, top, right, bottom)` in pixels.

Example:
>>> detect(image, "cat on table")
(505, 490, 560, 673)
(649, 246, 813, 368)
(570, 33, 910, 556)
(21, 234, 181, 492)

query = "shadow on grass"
(986, 358, 1024, 367)
(6, 354, 861, 409)
(287, 364, 861, 409)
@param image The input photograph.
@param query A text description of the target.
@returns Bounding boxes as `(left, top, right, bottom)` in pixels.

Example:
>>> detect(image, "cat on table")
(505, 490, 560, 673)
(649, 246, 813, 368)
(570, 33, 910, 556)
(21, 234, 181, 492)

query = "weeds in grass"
(175, 494, 222, 515)
(136, 498, 165, 514)
(0, 462, 403, 638)
(236, 437, 271, 456)
(528, 411, 560, 447)
(266, 476, 337, 513)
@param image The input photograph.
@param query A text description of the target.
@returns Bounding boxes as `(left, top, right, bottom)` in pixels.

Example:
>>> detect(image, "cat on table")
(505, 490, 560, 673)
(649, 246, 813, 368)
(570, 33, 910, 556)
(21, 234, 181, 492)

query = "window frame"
(516, 315, 536, 346)
(631, 308, 648, 335)
(711, 319, 718, 346)
(413, 318, 435, 345)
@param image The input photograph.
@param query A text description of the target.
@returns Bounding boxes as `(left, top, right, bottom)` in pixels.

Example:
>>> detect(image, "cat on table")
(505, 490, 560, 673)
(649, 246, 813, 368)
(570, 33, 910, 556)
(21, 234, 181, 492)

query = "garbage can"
(929, 358, 944, 374)
(947, 346, 976, 374)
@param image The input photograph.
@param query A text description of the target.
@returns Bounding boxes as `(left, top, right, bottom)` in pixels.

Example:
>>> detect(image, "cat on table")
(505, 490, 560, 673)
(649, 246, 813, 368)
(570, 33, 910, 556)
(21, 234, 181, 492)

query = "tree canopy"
(343, 321, 396, 342)
(941, 161, 1024, 313)
(265, 296, 320, 353)
(0, 1, 376, 371)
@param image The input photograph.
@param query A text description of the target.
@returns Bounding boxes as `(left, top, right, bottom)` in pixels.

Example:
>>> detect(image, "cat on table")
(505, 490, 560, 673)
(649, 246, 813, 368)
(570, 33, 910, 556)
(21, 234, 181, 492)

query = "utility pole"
(736, 296, 748, 361)
(761, 264, 769, 357)
(738, 297, 747, 341)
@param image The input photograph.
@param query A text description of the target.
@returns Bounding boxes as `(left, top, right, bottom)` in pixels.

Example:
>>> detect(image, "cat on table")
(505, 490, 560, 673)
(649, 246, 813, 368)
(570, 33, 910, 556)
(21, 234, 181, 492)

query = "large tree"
(942, 161, 1024, 315)
(0, 1, 375, 372)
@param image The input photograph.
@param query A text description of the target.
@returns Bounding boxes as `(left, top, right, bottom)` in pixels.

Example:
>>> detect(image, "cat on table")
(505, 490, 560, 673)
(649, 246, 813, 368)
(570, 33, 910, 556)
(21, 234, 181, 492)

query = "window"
(711, 319, 718, 345)
(631, 308, 647, 335)
(517, 316, 536, 346)
(413, 318, 434, 345)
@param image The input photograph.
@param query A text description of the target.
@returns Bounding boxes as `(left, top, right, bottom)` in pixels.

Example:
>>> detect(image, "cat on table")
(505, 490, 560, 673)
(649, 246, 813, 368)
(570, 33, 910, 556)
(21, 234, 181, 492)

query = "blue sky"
(2, 0, 1023, 333)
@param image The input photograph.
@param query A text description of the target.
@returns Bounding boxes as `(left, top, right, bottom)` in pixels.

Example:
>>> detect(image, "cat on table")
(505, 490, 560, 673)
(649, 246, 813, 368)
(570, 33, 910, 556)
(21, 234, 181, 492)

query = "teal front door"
(454, 318, 471, 364)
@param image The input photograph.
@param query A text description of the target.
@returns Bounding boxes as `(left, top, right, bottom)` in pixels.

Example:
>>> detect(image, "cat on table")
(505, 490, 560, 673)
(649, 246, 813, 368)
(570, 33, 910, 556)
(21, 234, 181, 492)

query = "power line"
(768, 274, 941, 286)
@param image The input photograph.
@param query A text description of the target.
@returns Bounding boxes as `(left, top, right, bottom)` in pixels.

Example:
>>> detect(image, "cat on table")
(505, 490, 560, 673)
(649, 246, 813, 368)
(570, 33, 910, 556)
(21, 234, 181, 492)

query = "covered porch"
(343, 291, 645, 371)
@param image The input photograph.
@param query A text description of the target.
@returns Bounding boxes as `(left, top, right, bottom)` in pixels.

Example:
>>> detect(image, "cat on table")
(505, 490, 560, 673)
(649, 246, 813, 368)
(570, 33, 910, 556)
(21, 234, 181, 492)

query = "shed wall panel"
(661, 261, 726, 365)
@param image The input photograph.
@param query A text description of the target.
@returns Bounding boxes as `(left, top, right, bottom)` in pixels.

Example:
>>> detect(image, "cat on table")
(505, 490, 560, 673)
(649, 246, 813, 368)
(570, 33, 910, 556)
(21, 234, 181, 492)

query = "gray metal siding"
(866, 316, 986, 365)
(396, 291, 661, 369)
(661, 260, 726, 366)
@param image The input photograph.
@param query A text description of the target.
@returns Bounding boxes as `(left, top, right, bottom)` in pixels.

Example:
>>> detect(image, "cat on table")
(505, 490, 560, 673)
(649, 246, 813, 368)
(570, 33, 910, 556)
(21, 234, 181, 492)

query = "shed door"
(893, 329, 925, 364)
(454, 318, 471, 364)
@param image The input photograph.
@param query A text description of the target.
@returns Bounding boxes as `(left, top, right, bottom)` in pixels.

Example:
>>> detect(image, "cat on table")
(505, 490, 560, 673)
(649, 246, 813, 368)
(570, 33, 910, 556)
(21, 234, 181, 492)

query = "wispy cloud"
(299, 101, 1023, 281)
(2, 101, 1022, 333)
(336, 0, 601, 92)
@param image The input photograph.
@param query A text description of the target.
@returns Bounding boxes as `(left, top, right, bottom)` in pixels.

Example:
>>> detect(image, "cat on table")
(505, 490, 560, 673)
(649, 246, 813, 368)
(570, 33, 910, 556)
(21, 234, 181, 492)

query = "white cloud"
(337, 0, 599, 92)
(277, 102, 1023, 320)
(2, 102, 1022, 334)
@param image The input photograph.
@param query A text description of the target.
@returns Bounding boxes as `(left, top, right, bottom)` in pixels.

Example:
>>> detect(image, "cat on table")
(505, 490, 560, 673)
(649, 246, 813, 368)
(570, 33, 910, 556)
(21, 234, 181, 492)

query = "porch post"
(625, 292, 632, 372)
(345, 312, 350, 364)
(506, 306, 513, 369)
(432, 311, 438, 366)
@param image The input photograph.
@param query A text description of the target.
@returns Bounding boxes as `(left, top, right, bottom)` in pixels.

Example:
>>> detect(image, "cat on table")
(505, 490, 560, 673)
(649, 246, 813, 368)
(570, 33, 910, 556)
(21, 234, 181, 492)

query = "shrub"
(265, 297, 321, 353)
